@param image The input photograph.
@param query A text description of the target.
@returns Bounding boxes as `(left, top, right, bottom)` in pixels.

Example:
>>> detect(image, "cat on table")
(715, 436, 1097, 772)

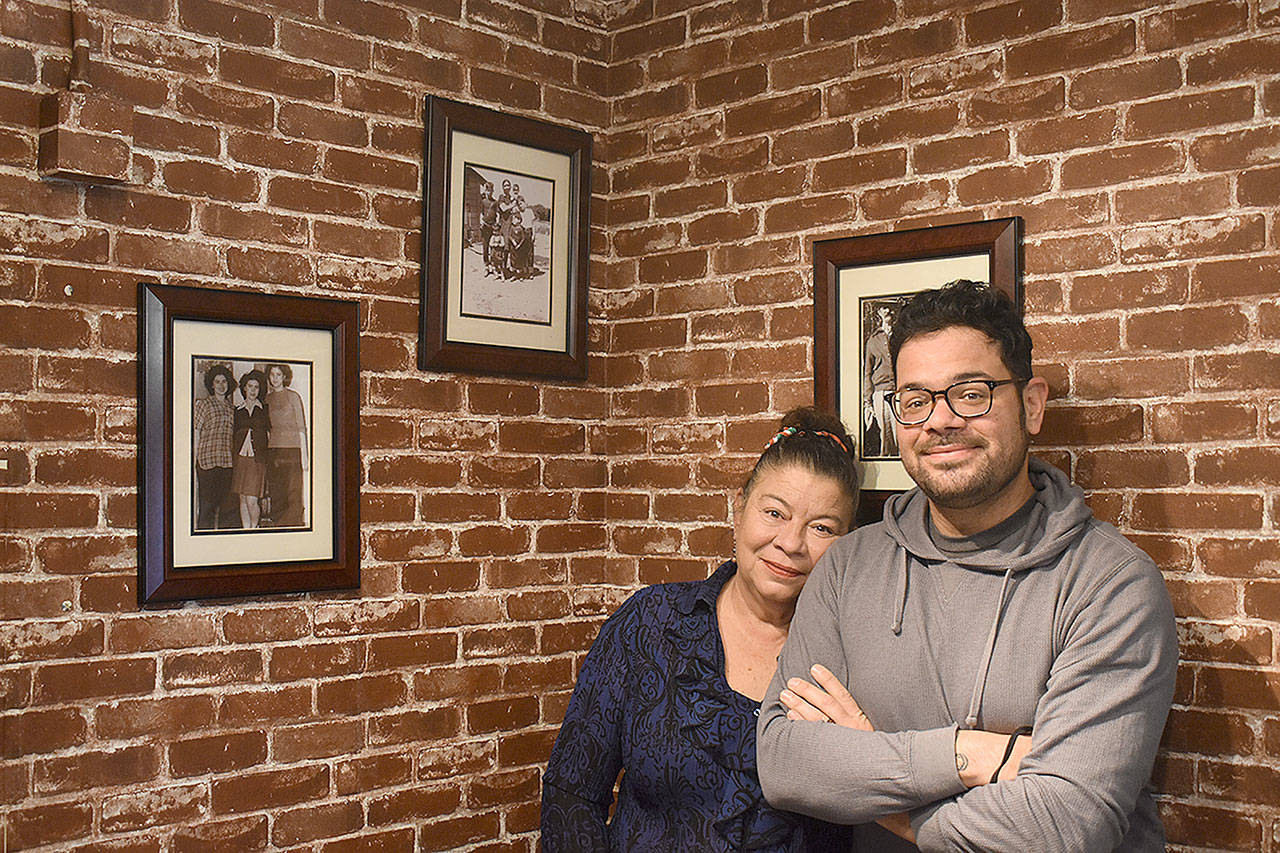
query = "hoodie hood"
(881, 457, 1093, 575)
(878, 458, 1094, 728)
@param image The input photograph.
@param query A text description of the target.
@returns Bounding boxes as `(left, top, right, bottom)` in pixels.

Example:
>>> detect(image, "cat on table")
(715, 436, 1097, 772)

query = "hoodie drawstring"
(964, 565, 1015, 729)
(891, 547, 909, 635)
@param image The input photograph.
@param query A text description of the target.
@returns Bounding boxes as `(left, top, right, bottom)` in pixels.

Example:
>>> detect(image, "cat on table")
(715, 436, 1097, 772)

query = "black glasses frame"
(885, 378, 1025, 426)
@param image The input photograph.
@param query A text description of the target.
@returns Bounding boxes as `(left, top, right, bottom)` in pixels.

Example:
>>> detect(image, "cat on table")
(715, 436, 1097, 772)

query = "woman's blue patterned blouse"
(541, 561, 852, 851)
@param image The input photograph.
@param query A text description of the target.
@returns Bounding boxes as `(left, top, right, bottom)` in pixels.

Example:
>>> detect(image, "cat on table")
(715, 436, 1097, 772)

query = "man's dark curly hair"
(888, 280, 1032, 380)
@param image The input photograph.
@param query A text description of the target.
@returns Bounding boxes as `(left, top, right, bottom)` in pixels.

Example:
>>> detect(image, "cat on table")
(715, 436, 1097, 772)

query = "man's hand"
(954, 729, 1033, 788)
(779, 664, 873, 731)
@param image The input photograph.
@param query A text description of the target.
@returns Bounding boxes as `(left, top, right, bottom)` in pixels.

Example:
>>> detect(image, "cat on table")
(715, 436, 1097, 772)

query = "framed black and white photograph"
(813, 218, 1023, 522)
(419, 95, 591, 380)
(139, 283, 360, 604)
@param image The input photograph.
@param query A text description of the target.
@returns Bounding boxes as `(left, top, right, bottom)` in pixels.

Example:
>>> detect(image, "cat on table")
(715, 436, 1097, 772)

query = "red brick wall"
(0, 0, 1277, 850)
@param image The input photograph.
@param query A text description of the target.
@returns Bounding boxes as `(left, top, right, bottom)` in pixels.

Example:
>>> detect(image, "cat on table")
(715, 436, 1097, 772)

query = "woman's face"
(269, 366, 284, 389)
(244, 378, 260, 401)
(732, 463, 854, 610)
(212, 373, 228, 397)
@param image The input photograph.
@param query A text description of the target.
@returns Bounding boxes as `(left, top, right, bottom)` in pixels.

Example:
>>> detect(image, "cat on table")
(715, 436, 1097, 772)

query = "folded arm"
(912, 556, 1178, 852)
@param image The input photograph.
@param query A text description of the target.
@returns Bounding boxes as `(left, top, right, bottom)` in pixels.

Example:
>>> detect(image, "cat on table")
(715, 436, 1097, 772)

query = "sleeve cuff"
(910, 724, 967, 803)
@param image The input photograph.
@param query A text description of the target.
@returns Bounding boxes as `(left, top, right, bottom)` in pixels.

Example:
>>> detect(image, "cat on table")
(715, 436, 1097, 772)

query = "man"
(757, 280, 1177, 851)
(478, 181, 499, 276)
(863, 303, 897, 457)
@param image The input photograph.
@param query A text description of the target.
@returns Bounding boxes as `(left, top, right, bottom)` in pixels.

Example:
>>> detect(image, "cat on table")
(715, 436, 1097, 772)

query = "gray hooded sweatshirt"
(757, 458, 1178, 852)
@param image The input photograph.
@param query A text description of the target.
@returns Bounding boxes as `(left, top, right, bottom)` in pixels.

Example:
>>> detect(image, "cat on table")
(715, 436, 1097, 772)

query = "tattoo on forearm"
(955, 752, 969, 773)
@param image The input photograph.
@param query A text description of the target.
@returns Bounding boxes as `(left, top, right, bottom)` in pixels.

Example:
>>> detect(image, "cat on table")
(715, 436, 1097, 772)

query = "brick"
(1127, 305, 1248, 352)
(35, 744, 160, 794)
(964, 0, 1060, 45)
(222, 606, 309, 643)
(368, 632, 458, 670)
(1163, 708, 1255, 757)
(1070, 267, 1187, 313)
(467, 457, 540, 489)
(1188, 33, 1280, 84)
(1159, 802, 1260, 851)
(176, 81, 273, 130)
(1192, 125, 1280, 171)
(1196, 350, 1280, 391)
(334, 752, 412, 796)
(1132, 492, 1262, 531)
(860, 180, 950, 220)
(1179, 620, 1273, 665)
(170, 731, 268, 777)
(274, 719, 364, 762)
(1007, 20, 1135, 78)
(34, 657, 153, 703)
(1244, 580, 1280, 620)
(1126, 86, 1254, 140)
(271, 640, 364, 681)
(109, 612, 216, 653)
(212, 764, 329, 814)
(970, 77, 1064, 126)
(956, 162, 1052, 204)
(725, 91, 821, 139)
(466, 695, 538, 734)
(2, 706, 88, 758)
(0, 303, 90, 349)
(1074, 356, 1189, 400)
(95, 695, 217, 739)
(696, 137, 770, 179)
(37, 534, 136, 575)
(858, 102, 959, 147)
(1035, 404, 1143, 447)
(1191, 256, 1280, 300)
(163, 649, 264, 688)
(5, 801, 93, 849)
(221, 48, 335, 101)
(1200, 538, 1280, 578)
(317, 673, 407, 715)
(1201, 760, 1280, 806)
(1196, 447, 1280, 487)
(1076, 449, 1192, 491)
(172, 815, 268, 852)
(101, 783, 206, 833)
(218, 685, 312, 725)
(1, 619, 103, 664)
(365, 456, 461, 488)
(1153, 401, 1257, 444)
(314, 599, 418, 636)
(1061, 141, 1183, 189)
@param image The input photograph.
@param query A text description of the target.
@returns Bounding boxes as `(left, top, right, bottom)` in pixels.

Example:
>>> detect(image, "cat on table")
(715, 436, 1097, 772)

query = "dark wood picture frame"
(813, 218, 1024, 526)
(419, 95, 591, 380)
(138, 283, 360, 604)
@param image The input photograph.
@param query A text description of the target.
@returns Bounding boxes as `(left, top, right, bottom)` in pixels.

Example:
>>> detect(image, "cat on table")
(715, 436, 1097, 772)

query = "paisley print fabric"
(541, 561, 852, 852)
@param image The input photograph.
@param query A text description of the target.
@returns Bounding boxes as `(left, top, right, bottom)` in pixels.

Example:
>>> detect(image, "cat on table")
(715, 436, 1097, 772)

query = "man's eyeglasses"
(886, 378, 1025, 426)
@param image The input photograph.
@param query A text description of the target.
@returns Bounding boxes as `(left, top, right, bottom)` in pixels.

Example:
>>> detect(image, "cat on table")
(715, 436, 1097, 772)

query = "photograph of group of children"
(190, 356, 312, 534)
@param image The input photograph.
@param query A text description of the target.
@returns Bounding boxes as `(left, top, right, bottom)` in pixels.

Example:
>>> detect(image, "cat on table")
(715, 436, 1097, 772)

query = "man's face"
(894, 326, 1045, 517)
(877, 307, 892, 332)
(502, 180, 511, 195)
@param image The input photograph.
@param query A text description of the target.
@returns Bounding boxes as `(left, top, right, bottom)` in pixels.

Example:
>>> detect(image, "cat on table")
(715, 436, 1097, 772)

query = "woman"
(192, 363, 235, 530)
(264, 363, 308, 528)
(231, 369, 269, 529)
(542, 408, 860, 851)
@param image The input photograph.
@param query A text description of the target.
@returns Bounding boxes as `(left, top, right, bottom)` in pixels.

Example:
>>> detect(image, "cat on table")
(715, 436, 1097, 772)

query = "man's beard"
(903, 407, 1031, 510)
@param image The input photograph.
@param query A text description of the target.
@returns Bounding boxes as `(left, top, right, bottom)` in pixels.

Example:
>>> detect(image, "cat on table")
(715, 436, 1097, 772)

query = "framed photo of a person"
(419, 95, 591, 380)
(138, 283, 360, 604)
(813, 218, 1023, 524)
